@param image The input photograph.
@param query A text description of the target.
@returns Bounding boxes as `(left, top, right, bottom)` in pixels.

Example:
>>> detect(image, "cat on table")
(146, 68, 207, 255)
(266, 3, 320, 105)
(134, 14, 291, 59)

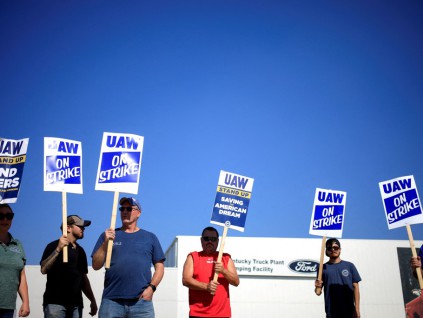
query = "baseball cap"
(66, 215, 91, 227)
(119, 197, 141, 210)
(326, 238, 341, 248)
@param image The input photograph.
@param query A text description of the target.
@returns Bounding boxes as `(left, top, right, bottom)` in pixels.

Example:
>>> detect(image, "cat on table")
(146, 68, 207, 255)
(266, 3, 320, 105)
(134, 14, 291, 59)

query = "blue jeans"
(99, 298, 154, 318)
(44, 304, 82, 318)
(0, 309, 14, 318)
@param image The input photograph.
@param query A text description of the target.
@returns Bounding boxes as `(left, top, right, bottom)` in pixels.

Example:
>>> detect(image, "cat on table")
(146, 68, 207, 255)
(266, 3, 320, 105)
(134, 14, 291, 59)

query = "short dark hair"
(0, 204, 13, 212)
(326, 238, 341, 248)
(201, 226, 219, 238)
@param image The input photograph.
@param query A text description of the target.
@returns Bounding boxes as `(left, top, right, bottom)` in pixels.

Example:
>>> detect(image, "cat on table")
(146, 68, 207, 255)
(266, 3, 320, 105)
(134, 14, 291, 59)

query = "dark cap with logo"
(119, 197, 141, 210)
(326, 238, 341, 248)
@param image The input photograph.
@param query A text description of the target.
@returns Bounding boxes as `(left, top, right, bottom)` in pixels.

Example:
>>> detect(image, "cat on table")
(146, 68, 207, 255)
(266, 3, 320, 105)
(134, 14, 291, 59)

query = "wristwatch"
(148, 283, 156, 292)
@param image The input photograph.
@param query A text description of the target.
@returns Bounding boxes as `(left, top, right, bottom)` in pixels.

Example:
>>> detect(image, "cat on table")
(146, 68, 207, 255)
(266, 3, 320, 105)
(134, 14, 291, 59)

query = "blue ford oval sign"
(288, 260, 319, 274)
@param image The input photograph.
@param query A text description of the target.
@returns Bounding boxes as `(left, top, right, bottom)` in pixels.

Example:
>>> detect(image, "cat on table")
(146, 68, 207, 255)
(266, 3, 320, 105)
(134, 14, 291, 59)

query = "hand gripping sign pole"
(309, 188, 347, 296)
(379, 175, 423, 317)
(210, 170, 254, 294)
(95, 132, 144, 269)
(44, 137, 83, 263)
(406, 224, 423, 288)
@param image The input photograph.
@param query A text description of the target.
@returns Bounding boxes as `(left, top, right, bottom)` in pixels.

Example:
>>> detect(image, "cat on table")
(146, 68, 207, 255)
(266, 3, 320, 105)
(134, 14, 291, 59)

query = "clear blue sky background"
(1, 1, 423, 265)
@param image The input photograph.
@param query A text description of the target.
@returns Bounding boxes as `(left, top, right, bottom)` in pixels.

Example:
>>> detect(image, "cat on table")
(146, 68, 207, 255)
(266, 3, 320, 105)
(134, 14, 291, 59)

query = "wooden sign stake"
(105, 191, 119, 269)
(62, 191, 68, 263)
(315, 235, 327, 296)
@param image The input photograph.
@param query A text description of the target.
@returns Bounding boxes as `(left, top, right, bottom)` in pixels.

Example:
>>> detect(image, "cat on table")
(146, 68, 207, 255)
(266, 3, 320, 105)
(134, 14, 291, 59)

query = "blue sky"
(1, 0, 423, 265)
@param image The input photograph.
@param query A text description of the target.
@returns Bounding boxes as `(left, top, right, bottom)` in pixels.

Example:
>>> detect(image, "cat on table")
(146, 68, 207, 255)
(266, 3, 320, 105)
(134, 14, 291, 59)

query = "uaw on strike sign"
(309, 188, 347, 238)
(211, 170, 254, 232)
(44, 137, 83, 193)
(0, 137, 29, 203)
(95, 132, 144, 194)
(379, 175, 423, 230)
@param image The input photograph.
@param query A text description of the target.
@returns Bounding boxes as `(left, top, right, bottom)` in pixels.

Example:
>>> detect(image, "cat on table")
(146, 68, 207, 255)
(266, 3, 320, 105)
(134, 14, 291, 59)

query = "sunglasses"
(327, 246, 340, 252)
(119, 206, 138, 212)
(0, 212, 14, 220)
(202, 236, 218, 242)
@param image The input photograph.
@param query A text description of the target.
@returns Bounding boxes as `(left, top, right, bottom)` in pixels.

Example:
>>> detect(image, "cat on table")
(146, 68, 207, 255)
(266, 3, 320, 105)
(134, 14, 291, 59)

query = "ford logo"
(288, 260, 319, 274)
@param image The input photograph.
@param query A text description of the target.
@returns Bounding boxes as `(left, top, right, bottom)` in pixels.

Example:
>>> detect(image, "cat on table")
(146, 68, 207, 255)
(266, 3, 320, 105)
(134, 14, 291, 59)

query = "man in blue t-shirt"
(410, 244, 423, 280)
(315, 238, 361, 318)
(92, 197, 165, 318)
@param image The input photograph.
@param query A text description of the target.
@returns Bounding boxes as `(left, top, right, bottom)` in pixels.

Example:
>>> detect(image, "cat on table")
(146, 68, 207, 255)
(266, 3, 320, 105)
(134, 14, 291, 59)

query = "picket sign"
(378, 175, 423, 316)
(0, 137, 29, 204)
(308, 188, 347, 296)
(95, 132, 144, 269)
(43, 137, 83, 263)
(378, 176, 423, 289)
(209, 170, 254, 295)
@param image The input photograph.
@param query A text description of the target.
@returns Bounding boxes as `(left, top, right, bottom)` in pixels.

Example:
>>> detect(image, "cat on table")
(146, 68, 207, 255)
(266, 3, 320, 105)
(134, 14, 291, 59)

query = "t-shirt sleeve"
(223, 253, 231, 267)
(40, 241, 56, 265)
(91, 233, 106, 258)
(152, 233, 166, 264)
(350, 263, 362, 283)
(17, 240, 27, 265)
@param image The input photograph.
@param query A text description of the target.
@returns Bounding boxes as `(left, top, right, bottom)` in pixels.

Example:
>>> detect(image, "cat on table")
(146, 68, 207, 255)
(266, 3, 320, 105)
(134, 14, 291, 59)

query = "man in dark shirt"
(40, 215, 97, 318)
(315, 238, 361, 318)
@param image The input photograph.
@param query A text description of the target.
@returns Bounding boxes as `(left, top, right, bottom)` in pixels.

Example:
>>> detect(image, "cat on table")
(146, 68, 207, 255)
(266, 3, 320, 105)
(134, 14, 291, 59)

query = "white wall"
(16, 237, 422, 318)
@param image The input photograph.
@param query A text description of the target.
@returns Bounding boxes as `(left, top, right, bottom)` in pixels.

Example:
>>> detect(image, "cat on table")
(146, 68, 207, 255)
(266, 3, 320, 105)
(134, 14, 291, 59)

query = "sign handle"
(210, 225, 229, 296)
(105, 191, 119, 269)
(315, 235, 326, 296)
(62, 191, 68, 263)
(406, 224, 423, 289)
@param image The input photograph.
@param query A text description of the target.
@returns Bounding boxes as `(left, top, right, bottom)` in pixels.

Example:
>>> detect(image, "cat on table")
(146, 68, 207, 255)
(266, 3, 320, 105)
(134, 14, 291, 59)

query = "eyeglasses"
(327, 246, 340, 252)
(202, 236, 218, 242)
(0, 212, 14, 220)
(119, 207, 137, 212)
